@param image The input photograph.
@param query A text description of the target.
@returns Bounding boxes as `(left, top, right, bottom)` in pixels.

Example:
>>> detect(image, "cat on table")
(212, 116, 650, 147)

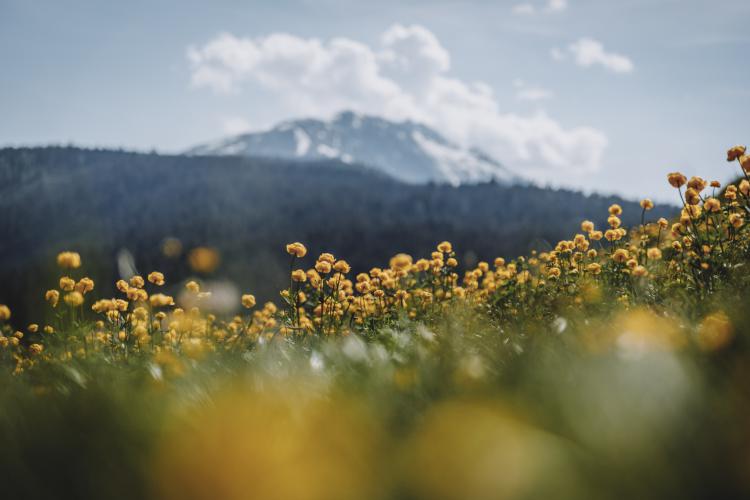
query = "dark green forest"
(0, 147, 674, 323)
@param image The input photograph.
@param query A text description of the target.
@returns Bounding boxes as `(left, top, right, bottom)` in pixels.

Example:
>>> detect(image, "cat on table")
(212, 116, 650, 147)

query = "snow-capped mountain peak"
(187, 111, 514, 185)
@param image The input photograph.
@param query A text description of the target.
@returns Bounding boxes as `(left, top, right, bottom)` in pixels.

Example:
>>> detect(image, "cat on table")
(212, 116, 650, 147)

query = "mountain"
(0, 147, 675, 325)
(187, 111, 515, 185)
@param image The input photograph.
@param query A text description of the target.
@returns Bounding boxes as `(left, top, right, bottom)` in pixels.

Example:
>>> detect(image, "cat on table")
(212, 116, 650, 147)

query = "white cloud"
(513, 79, 554, 101)
(553, 37, 634, 74)
(187, 25, 608, 179)
(512, 0, 567, 15)
(545, 0, 567, 12)
(222, 116, 252, 135)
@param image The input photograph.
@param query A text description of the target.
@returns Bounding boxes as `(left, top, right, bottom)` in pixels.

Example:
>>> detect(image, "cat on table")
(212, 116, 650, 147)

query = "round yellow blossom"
(446, 257, 458, 268)
(333, 260, 351, 274)
(632, 265, 648, 277)
(647, 247, 662, 260)
(130, 275, 145, 288)
(608, 204, 622, 216)
(667, 172, 687, 188)
(612, 248, 629, 264)
(75, 277, 95, 294)
(581, 220, 595, 233)
(29, 343, 44, 355)
(317, 253, 336, 264)
(703, 197, 721, 212)
(657, 217, 669, 229)
(589, 230, 603, 241)
(241, 294, 256, 309)
(291, 269, 307, 282)
(27, 324, 39, 333)
(728, 213, 744, 228)
(437, 241, 453, 253)
(710, 180, 721, 188)
(148, 271, 166, 286)
(640, 199, 654, 210)
(493, 257, 505, 268)
(64, 291, 84, 307)
(56, 251, 82, 269)
(185, 281, 200, 293)
(285, 242, 308, 258)
(45, 289, 60, 307)
(547, 267, 561, 279)
(741, 155, 750, 172)
(687, 176, 707, 192)
(607, 215, 621, 229)
(59, 276, 75, 292)
(116, 280, 129, 293)
(315, 260, 332, 274)
(0, 305, 10, 321)
(685, 188, 701, 205)
(149, 294, 175, 308)
(739, 180, 750, 196)
(188, 247, 221, 273)
(43, 325, 54, 334)
(727, 145, 746, 162)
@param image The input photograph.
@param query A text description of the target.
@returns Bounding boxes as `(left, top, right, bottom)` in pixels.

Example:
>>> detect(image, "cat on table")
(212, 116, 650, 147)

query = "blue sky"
(1, 0, 748, 201)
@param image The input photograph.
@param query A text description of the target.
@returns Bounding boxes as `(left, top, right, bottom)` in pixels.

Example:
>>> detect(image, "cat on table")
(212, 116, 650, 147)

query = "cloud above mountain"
(552, 37, 634, 74)
(187, 24, 608, 178)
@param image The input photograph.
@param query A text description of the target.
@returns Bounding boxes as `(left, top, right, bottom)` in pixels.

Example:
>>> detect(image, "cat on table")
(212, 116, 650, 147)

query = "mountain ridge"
(187, 111, 516, 186)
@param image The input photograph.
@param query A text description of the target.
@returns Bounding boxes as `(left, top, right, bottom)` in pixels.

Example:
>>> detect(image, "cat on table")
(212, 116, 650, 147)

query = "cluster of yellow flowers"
(0, 144, 748, 372)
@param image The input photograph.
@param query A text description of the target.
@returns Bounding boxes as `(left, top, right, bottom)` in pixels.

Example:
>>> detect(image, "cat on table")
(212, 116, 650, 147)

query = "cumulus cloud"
(553, 37, 634, 74)
(187, 24, 608, 178)
(512, 0, 567, 15)
(513, 79, 554, 101)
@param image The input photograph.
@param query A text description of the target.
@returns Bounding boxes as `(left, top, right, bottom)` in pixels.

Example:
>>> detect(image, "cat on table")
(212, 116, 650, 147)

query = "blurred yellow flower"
(56, 251, 81, 269)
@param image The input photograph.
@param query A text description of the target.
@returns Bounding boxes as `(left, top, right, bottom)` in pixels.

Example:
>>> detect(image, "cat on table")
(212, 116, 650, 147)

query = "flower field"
(2, 146, 750, 499)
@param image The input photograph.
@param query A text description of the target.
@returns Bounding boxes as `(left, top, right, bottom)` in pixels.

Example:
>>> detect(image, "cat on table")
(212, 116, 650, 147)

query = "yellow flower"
(685, 188, 701, 205)
(332, 260, 351, 274)
(56, 251, 82, 269)
(130, 275, 145, 288)
(547, 267, 561, 279)
(75, 277, 95, 294)
(59, 276, 76, 291)
(185, 281, 200, 293)
(148, 271, 166, 286)
(740, 180, 750, 196)
(149, 294, 175, 308)
(437, 241, 453, 253)
(44, 325, 54, 334)
(581, 220, 595, 232)
(317, 253, 336, 264)
(64, 291, 84, 307)
(612, 248, 629, 264)
(658, 217, 669, 228)
(29, 343, 44, 355)
(632, 265, 648, 277)
(116, 280, 129, 293)
(647, 248, 662, 260)
(703, 197, 721, 212)
(607, 215, 621, 229)
(608, 204, 622, 216)
(589, 230, 603, 241)
(727, 145, 746, 162)
(27, 324, 39, 333)
(667, 172, 687, 188)
(640, 199, 654, 210)
(285, 242, 308, 258)
(493, 257, 506, 268)
(586, 263, 602, 274)
(687, 176, 707, 192)
(315, 260, 332, 274)
(291, 269, 307, 282)
(729, 213, 744, 228)
(0, 305, 10, 321)
(446, 257, 458, 268)
(188, 247, 221, 273)
(241, 294, 256, 309)
(740, 155, 750, 173)
(45, 289, 60, 308)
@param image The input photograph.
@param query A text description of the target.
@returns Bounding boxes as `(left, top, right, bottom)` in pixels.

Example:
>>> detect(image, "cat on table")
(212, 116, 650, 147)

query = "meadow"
(1, 145, 750, 499)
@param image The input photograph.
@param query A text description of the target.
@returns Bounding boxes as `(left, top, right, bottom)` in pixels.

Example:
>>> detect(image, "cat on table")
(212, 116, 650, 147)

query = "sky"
(1, 0, 748, 201)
